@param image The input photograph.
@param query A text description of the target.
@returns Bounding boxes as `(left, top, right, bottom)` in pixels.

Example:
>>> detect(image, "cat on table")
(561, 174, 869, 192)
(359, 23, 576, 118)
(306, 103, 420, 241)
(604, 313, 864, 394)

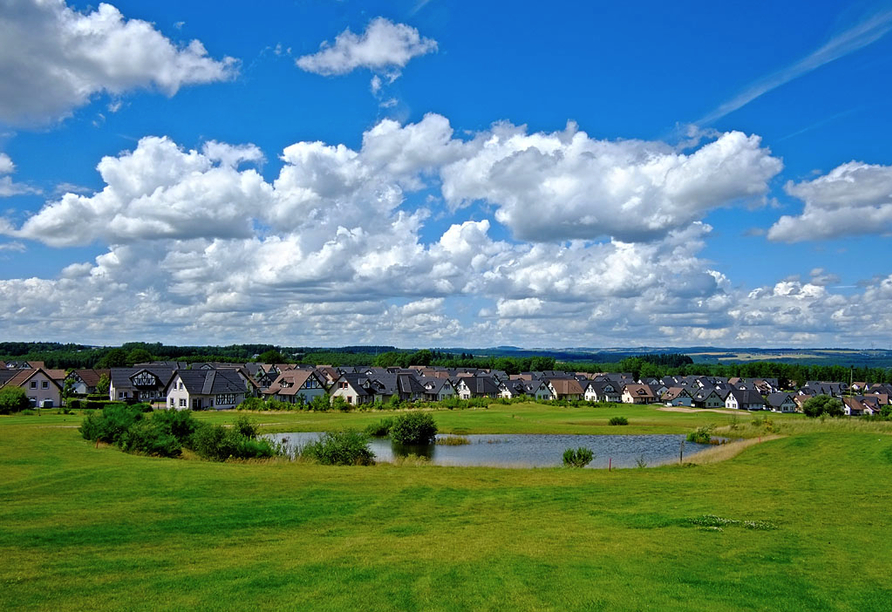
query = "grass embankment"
(191, 401, 803, 436)
(1, 406, 891, 611)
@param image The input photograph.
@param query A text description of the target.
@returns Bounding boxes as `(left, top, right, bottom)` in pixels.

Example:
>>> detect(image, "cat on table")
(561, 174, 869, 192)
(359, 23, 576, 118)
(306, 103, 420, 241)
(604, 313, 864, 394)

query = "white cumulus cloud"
(296, 17, 436, 78)
(0, 0, 238, 125)
(769, 161, 892, 241)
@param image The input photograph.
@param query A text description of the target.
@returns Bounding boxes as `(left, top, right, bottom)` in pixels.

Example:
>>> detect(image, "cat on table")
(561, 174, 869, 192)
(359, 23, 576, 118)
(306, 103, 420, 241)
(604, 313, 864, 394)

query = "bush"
(686, 425, 714, 444)
(802, 395, 844, 418)
(118, 420, 182, 457)
(231, 414, 259, 438)
(608, 416, 628, 426)
(189, 421, 279, 462)
(365, 417, 395, 437)
(309, 394, 331, 412)
(79, 403, 145, 444)
(0, 387, 31, 414)
(152, 409, 198, 441)
(390, 412, 438, 445)
(332, 396, 351, 412)
(301, 430, 375, 466)
(563, 447, 594, 468)
(67, 399, 84, 410)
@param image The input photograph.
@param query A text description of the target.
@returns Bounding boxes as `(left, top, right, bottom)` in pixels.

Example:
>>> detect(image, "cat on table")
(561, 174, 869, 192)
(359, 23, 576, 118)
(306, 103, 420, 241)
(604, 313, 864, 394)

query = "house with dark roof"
(766, 392, 797, 413)
(454, 375, 500, 400)
(726, 389, 766, 411)
(583, 381, 622, 403)
(661, 387, 694, 407)
(109, 367, 175, 403)
(419, 377, 457, 402)
(164, 369, 247, 410)
(693, 389, 726, 409)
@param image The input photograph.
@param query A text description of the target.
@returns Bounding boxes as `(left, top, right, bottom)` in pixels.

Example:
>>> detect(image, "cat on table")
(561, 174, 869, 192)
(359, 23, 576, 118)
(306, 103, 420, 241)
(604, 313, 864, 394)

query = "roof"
(547, 378, 584, 395)
(172, 370, 246, 396)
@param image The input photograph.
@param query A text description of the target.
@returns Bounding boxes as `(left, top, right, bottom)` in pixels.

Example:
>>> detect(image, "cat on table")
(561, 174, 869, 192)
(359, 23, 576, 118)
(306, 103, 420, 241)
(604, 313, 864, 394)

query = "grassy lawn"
(1, 405, 890, 611)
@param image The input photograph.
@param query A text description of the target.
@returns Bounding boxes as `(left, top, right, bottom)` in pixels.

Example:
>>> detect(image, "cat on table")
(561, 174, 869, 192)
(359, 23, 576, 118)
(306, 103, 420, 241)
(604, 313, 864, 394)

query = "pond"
(267, 432, 717, 469)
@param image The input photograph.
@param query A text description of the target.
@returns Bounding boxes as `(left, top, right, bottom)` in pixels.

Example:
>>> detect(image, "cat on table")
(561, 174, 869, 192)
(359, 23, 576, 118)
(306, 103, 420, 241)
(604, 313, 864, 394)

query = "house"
(500, 379, 554, 401)
(419, 377, 457, 402)
(455, 376, 500, 400)
(726, 389, 766, 411)
(109, 367, 175, 403)
(766, 392, 797, 413)
(165, 370, 247, 410)
(622, 384, 656, 404)
(693, 389, 726, 409)
(661, 387, 693, 407)
(546, 378, 584, 401)
(264, 369, 328, 404)
(0, 367, 62, 407)
(583, 381, 621, 403)
(329, 373, 378, 406)
(64, 369, 109, 396)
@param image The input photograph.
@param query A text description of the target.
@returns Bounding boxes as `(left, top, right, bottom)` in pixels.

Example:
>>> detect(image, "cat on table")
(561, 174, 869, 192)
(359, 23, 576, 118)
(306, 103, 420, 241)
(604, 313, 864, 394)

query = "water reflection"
(269, 432, 716, 469)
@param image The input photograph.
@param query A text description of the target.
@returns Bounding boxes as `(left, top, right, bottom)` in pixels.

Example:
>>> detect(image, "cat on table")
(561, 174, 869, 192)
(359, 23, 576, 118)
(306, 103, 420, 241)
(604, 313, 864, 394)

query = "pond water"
(267, 432, 716, 469)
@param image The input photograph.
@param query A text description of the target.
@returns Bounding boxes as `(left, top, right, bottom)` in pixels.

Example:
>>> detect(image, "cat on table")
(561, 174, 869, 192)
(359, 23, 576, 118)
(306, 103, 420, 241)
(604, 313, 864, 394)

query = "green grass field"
(2, 404, 891, 611)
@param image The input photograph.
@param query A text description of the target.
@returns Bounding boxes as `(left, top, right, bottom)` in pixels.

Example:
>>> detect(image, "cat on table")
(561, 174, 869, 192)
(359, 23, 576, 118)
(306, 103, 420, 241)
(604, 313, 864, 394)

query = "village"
(2, 358, 889, 417)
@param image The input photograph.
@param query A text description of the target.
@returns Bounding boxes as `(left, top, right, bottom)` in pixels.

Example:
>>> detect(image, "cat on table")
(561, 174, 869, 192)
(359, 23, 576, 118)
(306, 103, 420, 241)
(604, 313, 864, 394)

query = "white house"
(165, 370, 247, 410)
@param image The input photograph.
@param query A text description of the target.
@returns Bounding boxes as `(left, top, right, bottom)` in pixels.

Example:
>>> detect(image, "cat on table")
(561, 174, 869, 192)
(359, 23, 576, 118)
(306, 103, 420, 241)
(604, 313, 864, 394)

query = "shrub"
(332, 396, 350, 412)
(67, 399, 84, 410)
(151, 409, 198, 441)
(390, 412, 438, 445)
(309, 394, 331, 412)
(301, 430, 375, 466)
(687, 425, 714, 444)
(563, 447, 594, 468)
(0, 387, 30, 414)
(802, 395, 844, 418)
(436, 435, 470, 445)
(608, 416, 628, 426)
(364, 417, 394, 437)
(79, 403, 145, 444)
(231, 414, 259, 438)
(188, 421, 279, 462)
(118, 420, 182, 457)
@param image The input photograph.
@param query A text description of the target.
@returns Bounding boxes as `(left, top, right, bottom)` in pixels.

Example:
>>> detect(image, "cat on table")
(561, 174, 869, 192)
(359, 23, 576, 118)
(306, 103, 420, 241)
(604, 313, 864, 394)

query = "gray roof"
(172, 370, 246, 395)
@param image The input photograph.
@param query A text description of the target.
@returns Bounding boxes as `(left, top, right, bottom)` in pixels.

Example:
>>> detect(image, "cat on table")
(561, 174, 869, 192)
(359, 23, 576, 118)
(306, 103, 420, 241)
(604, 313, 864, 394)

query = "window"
(42, 381, 48, 389)
(170, 398, 174, 407)
(30, 381, 37, 389)
(179, 398, 186, 407)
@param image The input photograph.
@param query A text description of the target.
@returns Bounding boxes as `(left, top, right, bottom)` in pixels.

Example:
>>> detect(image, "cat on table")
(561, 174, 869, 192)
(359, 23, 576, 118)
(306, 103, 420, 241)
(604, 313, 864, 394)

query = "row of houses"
(2, 359, 890, 415)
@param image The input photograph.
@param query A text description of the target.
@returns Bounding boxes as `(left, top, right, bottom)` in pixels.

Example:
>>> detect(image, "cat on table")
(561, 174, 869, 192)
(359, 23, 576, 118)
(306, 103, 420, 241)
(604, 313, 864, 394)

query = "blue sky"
(2, 0, 892, 348)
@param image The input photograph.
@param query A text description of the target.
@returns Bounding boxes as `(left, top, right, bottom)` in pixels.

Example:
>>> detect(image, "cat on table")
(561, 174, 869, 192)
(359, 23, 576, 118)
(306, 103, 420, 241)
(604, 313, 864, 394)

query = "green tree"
(96, 373, 111, 396)
(0, 387, 31, 414)
(100, 348, 128, 368)
(802, 395, 844, 418)
(126, 348, 153, 365)
(256, 349, 286, 364)
(390, 412, 438, 445)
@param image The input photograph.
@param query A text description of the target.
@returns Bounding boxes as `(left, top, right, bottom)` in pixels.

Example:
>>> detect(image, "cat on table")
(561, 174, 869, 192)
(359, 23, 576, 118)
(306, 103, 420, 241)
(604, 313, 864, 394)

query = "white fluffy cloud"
(769, 161, 892, 241)
(440, 122, 783, 242)
(0, 0, 237, 125)
(10, 137, 271, 246)
(0, 152, 37, 197)
(4, 114, 890, 346)
(296, 17, 436, 78)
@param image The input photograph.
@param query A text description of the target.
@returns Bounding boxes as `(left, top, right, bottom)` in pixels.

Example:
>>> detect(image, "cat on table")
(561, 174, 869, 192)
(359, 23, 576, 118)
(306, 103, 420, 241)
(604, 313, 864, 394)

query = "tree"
(96, 373, 111, 396)
(390, 412, 438, 445)
(126, 348, 153, 365)
(256, 349, 286, 364)
(62, 377, 76, 405)
(99, 348, 128, 368)
(0, 387, 31, 414)
(802, 395, 844, 418)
